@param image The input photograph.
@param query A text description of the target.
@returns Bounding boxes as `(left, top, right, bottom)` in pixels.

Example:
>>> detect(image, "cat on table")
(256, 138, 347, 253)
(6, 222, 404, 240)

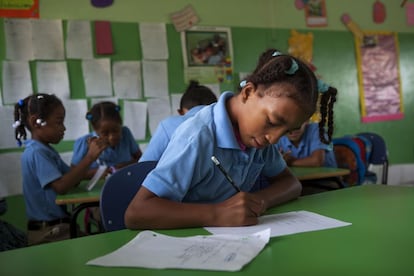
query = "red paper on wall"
(94, 21, 114, 55)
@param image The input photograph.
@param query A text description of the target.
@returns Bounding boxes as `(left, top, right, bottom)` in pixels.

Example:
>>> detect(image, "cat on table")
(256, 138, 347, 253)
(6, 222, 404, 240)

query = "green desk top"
(55, 180, 105, 205)
(2, 184, 413, 276)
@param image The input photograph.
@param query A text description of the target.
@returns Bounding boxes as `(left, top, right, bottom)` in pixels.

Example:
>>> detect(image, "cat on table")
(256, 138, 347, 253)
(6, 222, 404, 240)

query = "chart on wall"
(355, 31, 404, 123)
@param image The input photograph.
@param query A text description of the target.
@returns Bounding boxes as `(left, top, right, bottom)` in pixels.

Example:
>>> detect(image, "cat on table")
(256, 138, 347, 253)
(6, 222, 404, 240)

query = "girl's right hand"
(87, 136, 109, 160)
(213, 192, 264, 226)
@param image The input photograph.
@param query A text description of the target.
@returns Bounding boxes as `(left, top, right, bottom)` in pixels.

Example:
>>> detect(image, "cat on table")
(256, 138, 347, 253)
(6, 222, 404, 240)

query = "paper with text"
(205, 211, 351, 237)
(87, 229, 270, 271)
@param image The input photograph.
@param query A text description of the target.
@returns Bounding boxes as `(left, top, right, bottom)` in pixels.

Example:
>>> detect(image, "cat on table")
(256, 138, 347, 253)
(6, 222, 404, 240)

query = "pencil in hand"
(211, 156, 241, 192)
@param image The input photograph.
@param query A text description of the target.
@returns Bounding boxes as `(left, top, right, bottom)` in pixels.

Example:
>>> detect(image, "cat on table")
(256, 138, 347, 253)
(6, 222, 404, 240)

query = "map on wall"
(355, 31, 404, 123)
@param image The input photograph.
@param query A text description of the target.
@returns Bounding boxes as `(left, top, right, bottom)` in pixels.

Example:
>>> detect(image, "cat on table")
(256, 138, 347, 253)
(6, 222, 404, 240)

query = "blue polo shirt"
(140, 105, 206, 162)
(22, 139, 70, 221)
(276, 123, 337, 167)
(71, 126, 140, 168)
(142, 92, 286, 203)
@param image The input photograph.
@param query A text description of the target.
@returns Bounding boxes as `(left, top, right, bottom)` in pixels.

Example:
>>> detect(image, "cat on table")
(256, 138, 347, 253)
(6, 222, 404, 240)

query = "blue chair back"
(100, 161, 157, 231)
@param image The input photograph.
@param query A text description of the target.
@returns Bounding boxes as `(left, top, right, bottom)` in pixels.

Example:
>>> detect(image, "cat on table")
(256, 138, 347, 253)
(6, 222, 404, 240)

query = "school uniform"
(71, 126, 140, 168)
(276, 123, 338, 168)
(140, 105, 206, 162)
(142, 92, 287, 203)
(21, 139, 71, 245)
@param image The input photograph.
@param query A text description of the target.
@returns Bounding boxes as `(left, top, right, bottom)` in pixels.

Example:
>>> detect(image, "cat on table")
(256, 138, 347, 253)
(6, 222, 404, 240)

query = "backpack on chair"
(333, 137, 366, 186)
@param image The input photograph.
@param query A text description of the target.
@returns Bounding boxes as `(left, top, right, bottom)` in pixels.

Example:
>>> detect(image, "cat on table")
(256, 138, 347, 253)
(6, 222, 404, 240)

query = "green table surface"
(2, 184, 413, 276)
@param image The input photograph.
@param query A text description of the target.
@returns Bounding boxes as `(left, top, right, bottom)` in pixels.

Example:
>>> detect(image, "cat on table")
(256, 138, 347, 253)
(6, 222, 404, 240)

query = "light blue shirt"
(276, 123, 337, 168)
(21, 139, 70, 221)
(142, 92, 287, 203)
(71, 126, 140, 168)
(140, 105, 206, 162)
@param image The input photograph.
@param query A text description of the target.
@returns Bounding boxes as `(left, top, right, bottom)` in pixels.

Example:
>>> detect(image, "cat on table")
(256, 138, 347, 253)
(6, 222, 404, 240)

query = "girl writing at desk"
(71, 101, 142, 179)
(125, 49, 336, 229)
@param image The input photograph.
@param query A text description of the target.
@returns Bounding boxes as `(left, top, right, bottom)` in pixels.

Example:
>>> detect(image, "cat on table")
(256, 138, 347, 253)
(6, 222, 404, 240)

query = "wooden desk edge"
(296, 169, 350, 181)
(55, 196, 100, 205)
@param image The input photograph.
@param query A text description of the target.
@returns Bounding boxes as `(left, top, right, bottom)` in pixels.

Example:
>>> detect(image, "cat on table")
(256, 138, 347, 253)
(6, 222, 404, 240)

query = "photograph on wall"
(304, 0, 328, 27)
(181, 26, 232, 67)
(181, 26, 233, 84)
(355, 31, 404, 123)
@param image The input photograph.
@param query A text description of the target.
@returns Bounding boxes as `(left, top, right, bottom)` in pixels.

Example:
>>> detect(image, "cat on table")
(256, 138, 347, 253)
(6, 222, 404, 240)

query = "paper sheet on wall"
(113, 61, 142, 99)
(139, 23, 168, 60)
(36, 61, 70, 99)
(90, 97, 118, 107)
(147, 97, 171, 135)
(87, 229, 270, 271)
(0, 152, 22, 197)
(2, 61, 33, 104)
(66, 20, 93, 59)
(205, 211, 351, 237)
(82, 58, 113, 97)
(62, 99, 89, 141)
(0, 106, 17, 149)
(4, 18, 33, 61)
(32, 19, 65, 60)
(170, 93, 182, 115)
(142, 60, 169, 98)
(123, 100, 147, 140)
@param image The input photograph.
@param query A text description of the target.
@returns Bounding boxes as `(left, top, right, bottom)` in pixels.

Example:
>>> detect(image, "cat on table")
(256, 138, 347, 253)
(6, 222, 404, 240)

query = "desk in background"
(3, 184, 413, 275)
(56, 180, 105, 238)
(289, 166, 350, 181)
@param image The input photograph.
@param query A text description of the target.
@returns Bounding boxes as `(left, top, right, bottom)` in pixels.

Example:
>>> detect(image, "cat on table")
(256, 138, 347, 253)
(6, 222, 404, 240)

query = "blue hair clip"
(18, 99, 24, 107)
(271, 51, 298, 75)
(240, 80, 247, 88)
(86, 113, 93, 120)
(115, 105, 121, 112)
(317, 79, 329, 93)
(285, 59, 298, 75)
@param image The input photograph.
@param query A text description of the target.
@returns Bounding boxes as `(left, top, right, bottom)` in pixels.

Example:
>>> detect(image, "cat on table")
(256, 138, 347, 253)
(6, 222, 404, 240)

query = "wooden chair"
(100, 161, 157, 232)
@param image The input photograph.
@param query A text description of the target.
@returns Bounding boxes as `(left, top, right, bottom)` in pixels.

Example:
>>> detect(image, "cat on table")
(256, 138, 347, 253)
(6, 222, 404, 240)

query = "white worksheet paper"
(205, 211, 351, 237)
(87, 229, 270, 271)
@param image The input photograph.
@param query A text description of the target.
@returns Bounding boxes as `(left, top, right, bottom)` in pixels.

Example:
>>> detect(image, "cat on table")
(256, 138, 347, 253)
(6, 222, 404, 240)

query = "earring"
(36, 118, 47, 126)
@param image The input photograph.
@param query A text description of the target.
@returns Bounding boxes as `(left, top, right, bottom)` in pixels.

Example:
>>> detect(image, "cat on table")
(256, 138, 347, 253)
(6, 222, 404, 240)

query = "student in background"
(125, 49, 337, 230)
(13, 93, 107, 245)
(277, 119, 337, 168)
(140, 80, 217, 162)
(71, 101, 142, 178)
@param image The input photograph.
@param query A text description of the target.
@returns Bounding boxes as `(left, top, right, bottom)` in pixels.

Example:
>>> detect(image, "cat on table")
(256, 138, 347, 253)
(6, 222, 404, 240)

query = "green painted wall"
(1, 0, 413, 164)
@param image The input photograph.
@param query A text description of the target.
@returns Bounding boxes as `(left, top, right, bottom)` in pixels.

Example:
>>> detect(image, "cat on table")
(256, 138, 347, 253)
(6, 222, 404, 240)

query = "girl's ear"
(28, 115, 39, 129)
(240, 82, 255, 103)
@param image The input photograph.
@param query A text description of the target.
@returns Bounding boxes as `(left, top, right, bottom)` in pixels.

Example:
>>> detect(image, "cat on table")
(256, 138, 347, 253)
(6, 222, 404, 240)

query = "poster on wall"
(0, 0, 39, 18)
(181, 26, 233, 84)
(305, 0, 327, 27)
(355, 31, 404, 123)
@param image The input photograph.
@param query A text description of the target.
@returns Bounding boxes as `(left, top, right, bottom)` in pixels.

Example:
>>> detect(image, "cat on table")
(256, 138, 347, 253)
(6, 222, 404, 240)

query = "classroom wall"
(37, 0, 414, 165)
(0, 0, 413, 193)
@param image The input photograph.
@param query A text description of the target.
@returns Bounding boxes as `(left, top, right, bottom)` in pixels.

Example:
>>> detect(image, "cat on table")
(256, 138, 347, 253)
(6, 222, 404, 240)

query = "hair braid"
(318, 86, 337, 144)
